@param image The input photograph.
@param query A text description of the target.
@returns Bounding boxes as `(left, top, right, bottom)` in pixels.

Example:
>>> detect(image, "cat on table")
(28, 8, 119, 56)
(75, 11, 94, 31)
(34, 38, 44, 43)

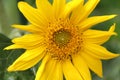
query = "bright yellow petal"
(47, 61, 63, 80)
(36, 56, 61, 80)
(4, 44, 25, 50)
(35, 55, 50, 80)
(72, 54, 91, 80)
(36, 0, 53, 18)
(7, 46, 46, 71)
(83, 43, 120, 60)
(18, 2, 47, 27)
(70, 0, 84, 24)
(83, 24, 116, 44)
(75, 0, 100, 23)
(62, 60, 83, 80)
(12, 34, 43, 43)
(78, 15, 116, 30)
(60, 0, 83, 18)
(40, 58, 56, 80)
(81, 52, 103, 77)
(5, 34, 45, 50)
(12, 24, 44, 33)
(53, 0, 66, 18)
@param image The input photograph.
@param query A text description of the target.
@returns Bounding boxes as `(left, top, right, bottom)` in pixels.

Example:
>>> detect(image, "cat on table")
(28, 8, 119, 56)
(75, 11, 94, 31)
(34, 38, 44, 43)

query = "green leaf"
(0, 33, 33, 80)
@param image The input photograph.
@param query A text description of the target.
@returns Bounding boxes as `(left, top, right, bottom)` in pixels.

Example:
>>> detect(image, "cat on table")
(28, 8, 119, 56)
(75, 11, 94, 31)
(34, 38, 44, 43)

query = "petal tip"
(7, 66, 14, 72)
(11, 24, 17, 28)
(99, 74, 103, 78)
(4, 46, 10, 50)
(114, 54, 120, 57)
(4, 45, 16, 50)
(18, 1, 26, 6)
(110, 15, 117, 18)
(18, 1, 28, 11)
(11, 24, 23, 29)
(109, 23, 117, 36)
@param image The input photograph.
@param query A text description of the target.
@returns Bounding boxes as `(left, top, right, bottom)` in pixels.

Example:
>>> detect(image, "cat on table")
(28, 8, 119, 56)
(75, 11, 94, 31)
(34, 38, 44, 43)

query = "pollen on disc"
(53, 29, 71, 47)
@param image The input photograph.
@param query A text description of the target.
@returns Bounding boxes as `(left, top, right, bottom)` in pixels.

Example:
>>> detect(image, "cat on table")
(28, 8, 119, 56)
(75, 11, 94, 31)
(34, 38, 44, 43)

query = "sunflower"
(5, 0, 119, 80)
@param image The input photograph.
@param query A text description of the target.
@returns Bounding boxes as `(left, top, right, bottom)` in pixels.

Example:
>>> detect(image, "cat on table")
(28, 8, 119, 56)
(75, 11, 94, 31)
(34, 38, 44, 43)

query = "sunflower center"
(53, 29, 71, 47)
(46, 18, 83, 60)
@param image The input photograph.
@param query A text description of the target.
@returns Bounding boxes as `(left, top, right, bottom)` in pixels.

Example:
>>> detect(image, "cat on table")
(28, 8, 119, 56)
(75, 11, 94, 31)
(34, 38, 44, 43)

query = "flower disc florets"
(45, 18, 83, 60)
(53, 29, 71, 47)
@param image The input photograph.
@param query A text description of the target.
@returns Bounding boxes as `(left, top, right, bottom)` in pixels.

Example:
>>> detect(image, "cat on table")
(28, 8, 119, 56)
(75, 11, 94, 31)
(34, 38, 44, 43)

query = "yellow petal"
(62, 60, 83, 80)
(83, 24, 116, 44)
(18, 2, 47, 27)
(60, 0, 83, 18)
(7, 46, 46, 71)
(11, 34, 45, 49)
(83, 43, 120, 60)
(53, 0, 66, 18)
(12, 34, 43, 43)
(5, 43, 45, 50)
(75, 0, 100, 23)
(109, 23, 116, 32)
(72, 54, 91, 80)
(81, 52, 103, 77)
(36, 56, 60, 80)
(70, 0, 84, 24)
(40, 58, 56, 80)
(35, 55, 50, 80)
(4, 44, 25, 50)
(78, 15, 116, 30)
(36, 0, 53, 18)
(12, 24, 44, 33)
(47, 61, 63, 80)
(5, 30, 45, 50)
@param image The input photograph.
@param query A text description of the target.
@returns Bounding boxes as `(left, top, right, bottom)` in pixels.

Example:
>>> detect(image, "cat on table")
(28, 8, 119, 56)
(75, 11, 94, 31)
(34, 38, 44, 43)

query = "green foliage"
(0, 33, 35, 80)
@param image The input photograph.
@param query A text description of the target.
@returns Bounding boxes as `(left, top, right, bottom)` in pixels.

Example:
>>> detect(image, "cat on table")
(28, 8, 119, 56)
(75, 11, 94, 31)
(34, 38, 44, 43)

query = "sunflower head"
(5, 0, 119, 80)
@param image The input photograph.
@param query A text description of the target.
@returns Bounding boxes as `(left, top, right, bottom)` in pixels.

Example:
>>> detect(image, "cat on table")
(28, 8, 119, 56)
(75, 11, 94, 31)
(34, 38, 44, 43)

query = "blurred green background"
(0, 0, 120, 80)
